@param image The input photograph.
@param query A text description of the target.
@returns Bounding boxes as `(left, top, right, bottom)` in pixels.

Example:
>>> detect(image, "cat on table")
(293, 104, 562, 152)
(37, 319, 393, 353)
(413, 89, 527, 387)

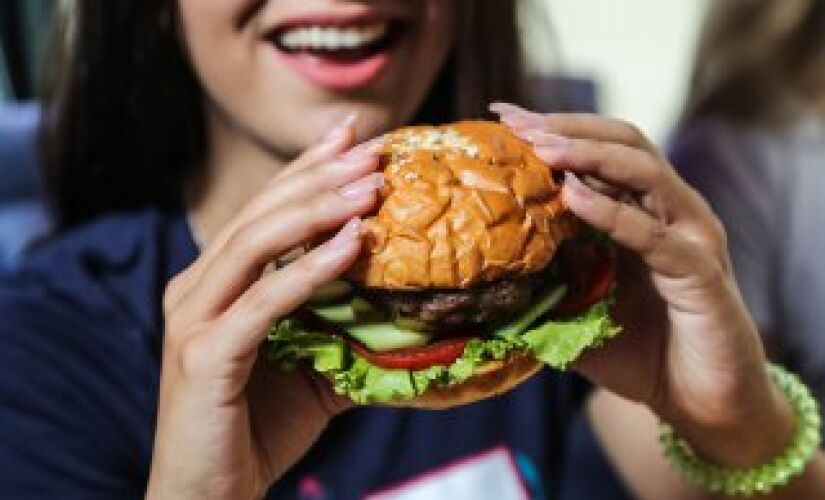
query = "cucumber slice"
(310, 280, 354, 304)
(495, 285, 567, 339)
(345, 323, 433, 351)
(310, 295, 432, 351)
(311, 302, 356, 323)
(311, 296, 384, 324)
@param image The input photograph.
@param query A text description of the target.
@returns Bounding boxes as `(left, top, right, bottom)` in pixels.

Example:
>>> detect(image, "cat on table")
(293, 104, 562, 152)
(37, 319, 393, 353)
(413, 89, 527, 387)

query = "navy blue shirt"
(0, 209, 588, 499)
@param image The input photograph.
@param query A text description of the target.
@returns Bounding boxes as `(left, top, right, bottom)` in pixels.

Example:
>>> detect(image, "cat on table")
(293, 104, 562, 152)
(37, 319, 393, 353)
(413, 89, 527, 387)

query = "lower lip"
(273, 46, 392, 92)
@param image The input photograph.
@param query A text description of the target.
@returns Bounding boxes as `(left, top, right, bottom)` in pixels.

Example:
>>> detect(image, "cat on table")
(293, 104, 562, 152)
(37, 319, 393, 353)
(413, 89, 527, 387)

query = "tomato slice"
(552, 241, 617, 317)
(347, 337, 472, 371)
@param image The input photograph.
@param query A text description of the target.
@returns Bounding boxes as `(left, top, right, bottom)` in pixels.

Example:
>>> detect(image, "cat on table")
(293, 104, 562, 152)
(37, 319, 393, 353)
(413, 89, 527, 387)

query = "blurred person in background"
(671, 0, 825, 409)
(0, 1, 823, 499)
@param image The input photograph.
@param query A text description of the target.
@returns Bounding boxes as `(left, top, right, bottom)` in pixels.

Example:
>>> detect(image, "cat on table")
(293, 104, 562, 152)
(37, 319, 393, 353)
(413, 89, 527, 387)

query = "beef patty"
(365, 274, 545, 330)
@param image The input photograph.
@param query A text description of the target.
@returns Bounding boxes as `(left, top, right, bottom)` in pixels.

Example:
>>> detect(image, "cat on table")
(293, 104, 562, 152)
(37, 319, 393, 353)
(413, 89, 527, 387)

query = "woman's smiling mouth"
(277, 22, 390, 51)
(265, 13, 407, 92)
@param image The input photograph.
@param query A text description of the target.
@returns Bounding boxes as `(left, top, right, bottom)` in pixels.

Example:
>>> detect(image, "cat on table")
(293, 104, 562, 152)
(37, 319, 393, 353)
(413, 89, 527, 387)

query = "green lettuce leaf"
(265, 292, 620, 404)
(522, 298, 621, 369)
(264, 318, 347, 372)
(334, 357, 417, 403)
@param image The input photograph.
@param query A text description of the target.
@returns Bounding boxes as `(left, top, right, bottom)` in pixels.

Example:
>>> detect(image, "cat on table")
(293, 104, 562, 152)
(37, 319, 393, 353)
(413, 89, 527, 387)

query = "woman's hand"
(146, 120, 384, 500)
(491, 103, 796, 468)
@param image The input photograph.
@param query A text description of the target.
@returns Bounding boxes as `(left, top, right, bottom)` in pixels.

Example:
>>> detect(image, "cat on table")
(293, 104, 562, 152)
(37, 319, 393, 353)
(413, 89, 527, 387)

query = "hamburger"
(267, 121, 620, 408)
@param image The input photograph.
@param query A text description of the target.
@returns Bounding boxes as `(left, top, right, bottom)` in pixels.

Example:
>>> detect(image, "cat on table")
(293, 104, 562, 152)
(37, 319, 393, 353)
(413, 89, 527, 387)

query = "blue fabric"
(559, 411, 631, 500)
(0, 208, 592, 499)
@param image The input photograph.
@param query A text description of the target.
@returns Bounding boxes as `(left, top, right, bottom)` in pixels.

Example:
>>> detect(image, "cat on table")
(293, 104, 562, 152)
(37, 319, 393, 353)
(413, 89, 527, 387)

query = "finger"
(214, 217, 364, 361)
(563, 172, 704, 279)
(534, 136, 663, 193)
(277, 112, 359, 179)
(181, 174, 382, 322)
(275, 127, 385, 184)
(229, 149, 380, 240)
(265, 137, 383, 268)
(227, 139, 381, 252)
(182, 150, 380, 299)
(304, 371, 354, 416)
(582, 176, 625, 199)
(490, 102, 652, 150)
(531, 136, 709, 224)
(192, 134, 383, 291)
(167, 115, 361, 309)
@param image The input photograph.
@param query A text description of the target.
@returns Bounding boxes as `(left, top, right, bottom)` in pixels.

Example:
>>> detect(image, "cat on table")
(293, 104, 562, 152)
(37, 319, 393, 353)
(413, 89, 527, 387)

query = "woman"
(671, 0, 825, 407)
(0, 1, 821, 498)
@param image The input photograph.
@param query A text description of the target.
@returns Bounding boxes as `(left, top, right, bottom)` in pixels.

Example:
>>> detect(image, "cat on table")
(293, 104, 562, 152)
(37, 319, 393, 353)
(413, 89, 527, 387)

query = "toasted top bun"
(385, 353, 543, 409)
(348, 121, 577, 290)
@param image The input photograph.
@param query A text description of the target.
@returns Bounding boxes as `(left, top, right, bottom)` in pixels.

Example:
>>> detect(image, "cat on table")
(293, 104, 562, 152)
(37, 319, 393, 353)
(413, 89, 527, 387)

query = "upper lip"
(262, 6, 411, 39)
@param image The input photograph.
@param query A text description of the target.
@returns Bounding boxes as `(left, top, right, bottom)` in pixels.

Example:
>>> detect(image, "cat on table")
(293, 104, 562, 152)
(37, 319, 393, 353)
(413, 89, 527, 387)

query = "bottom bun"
(382, 352, 544, 410)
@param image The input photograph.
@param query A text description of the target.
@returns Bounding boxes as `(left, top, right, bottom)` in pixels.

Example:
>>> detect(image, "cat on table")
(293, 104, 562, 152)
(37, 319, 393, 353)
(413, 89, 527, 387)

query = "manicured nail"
(323, 112, 359, 142)
(489, 102, 531, 116)
(563, 171, 594, 199)
(343, 136, 385, 160)
(339, 173, 384, 199)
(327, 217, 362, 249)
(534, 144, 569, 164)
(515, 128, 571, 148)
(491, 102, 548, 128)
(499, 112, 546, 128)
(338, 146, 379, 166)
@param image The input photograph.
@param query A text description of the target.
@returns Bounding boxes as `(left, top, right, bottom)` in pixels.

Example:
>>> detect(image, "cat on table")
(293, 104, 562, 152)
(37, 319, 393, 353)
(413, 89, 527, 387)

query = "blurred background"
(522, 0, 711, 142)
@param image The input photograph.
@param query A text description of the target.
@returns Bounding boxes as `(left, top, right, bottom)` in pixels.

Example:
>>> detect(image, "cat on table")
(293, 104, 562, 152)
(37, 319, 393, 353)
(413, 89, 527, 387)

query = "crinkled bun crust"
(388, 353, 543, 410)
(348, 121, 577, 290)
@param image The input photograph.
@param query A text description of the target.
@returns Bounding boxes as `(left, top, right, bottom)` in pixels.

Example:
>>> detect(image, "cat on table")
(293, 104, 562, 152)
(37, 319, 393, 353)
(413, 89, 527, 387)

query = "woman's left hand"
(491, 103, 795, 467)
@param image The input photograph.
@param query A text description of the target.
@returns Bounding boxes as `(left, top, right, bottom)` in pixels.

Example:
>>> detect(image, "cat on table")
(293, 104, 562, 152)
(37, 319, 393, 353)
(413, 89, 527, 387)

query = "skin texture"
(147, 1, 825, 499)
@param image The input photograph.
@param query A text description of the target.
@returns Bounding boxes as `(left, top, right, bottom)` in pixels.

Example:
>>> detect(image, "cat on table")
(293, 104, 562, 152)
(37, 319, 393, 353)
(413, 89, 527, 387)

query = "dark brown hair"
(684, 0, 825, 125)
(40, 0, 525, 230)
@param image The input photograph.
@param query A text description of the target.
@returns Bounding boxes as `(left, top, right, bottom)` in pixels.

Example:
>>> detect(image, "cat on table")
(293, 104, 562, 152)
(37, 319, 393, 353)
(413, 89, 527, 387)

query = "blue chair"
(0, 102, 49, 267)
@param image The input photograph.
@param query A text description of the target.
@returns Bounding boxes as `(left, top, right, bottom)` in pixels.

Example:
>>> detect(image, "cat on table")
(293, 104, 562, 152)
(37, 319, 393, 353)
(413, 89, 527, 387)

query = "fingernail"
(338, 147, 379, 167)
(563, 171, 594, 199)
(533, 144, 570, 164)
(339, 172, 384, 199)
(343, 136, 385, 160)
(489, 102, 531, 116)
(499, 113, 546, 128)
(323, 112, 359, 143)
(516, 128, 571, 148)
(327, 217, 362, 249)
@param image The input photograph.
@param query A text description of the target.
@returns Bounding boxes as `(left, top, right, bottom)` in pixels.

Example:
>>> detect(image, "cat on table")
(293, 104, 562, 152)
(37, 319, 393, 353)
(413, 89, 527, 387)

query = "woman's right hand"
(146, 119, 383, 500)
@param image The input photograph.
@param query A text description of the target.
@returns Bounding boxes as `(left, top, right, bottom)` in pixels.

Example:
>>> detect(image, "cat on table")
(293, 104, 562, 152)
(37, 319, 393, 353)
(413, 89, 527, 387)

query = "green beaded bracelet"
(659, 363, 821, 496)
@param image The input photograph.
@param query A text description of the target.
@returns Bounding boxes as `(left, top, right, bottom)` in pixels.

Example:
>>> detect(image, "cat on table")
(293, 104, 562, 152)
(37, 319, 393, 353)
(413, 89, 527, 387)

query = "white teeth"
(278, 22, 389, 51)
